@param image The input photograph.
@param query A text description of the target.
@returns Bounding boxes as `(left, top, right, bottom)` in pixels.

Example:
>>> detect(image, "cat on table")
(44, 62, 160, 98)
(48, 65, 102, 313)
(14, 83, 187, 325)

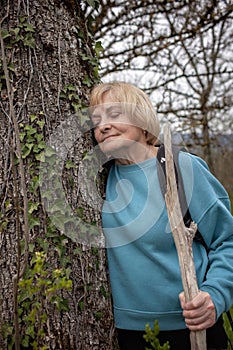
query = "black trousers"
(117, 316, 228, 350)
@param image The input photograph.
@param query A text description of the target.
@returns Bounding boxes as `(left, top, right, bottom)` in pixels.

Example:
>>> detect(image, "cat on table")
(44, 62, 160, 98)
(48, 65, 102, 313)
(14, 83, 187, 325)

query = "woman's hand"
(179, 290, 216, 330)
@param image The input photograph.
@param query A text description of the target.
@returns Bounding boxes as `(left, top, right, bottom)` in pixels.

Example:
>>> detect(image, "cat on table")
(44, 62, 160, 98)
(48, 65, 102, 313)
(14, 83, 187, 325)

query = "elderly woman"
(89, 82, 233, 350)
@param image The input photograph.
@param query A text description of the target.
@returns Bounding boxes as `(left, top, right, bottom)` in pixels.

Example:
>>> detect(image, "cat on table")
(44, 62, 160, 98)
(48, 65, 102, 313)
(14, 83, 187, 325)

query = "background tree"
(88, 0, 233, 193)
(0, 1, 116, 349)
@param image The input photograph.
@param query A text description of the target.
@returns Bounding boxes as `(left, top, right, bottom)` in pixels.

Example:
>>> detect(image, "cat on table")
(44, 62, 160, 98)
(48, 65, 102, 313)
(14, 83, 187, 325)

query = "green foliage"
(18, 250, 72, 349)
(0, 16, 35, 90)
(1, 16, 35, 49)
(82, 0, 99, 9)
(144, 312, 233, 350)
(38, 139, 100, 245)
(74, 4, 102, 87)
(223, 307, 233, 350)
(8, 114, 74, 349)
(59, 83, 84, 113)
(144, 321, 170, 350)
(20, 117, 46, 162)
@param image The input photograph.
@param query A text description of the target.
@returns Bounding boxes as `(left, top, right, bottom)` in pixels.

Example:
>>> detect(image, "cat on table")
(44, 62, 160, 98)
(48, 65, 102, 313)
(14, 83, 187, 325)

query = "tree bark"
(163, 123, 207, 350)
(0, 1, 116, 349)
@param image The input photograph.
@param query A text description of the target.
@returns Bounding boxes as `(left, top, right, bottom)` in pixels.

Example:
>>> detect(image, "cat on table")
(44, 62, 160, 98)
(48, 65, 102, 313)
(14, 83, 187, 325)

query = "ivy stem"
(0, 24, 30, 349)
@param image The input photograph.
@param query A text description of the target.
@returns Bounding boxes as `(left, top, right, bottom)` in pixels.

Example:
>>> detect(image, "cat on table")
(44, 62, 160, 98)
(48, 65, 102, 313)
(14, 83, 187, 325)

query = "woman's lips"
(103, 135, 118, 142)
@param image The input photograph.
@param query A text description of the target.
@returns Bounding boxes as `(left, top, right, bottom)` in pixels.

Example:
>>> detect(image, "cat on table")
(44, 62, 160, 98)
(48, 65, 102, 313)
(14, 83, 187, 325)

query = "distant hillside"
(214, 134, 233, 150)
(171, 133, 233, 151)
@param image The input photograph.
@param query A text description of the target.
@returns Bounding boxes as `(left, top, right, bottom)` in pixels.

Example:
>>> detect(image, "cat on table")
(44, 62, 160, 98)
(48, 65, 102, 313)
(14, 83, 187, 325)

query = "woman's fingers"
(179, 291, 216, 330)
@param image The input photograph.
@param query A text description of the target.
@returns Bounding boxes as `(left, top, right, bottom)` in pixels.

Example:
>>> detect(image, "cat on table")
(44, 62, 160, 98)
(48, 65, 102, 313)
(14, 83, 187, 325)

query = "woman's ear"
(143, 129, 150, 142)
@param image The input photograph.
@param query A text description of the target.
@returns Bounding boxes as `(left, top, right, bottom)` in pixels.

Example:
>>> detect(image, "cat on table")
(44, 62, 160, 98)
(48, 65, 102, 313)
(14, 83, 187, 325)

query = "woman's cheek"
(94, 129, 100, 143)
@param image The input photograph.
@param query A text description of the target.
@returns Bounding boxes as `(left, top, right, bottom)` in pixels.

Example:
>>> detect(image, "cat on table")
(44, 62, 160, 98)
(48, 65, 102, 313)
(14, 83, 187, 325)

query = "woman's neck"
(115, 144, 158, 165)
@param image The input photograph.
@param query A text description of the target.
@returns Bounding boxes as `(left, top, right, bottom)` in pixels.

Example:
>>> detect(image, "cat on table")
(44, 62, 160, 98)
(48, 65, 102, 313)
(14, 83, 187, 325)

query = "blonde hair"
(89, 82, 160, 145)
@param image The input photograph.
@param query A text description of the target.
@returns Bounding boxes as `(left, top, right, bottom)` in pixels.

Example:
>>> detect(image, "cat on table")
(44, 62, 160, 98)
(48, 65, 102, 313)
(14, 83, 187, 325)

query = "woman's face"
(91, 92, 148, 162)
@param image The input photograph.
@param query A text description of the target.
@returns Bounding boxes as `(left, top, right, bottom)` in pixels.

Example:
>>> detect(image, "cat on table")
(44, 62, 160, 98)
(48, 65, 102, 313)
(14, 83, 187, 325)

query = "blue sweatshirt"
(102, 152, 233, 331)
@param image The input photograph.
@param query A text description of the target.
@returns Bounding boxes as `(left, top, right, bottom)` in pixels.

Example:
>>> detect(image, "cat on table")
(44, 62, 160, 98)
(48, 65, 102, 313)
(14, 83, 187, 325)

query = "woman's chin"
(100, 146, 126, 160)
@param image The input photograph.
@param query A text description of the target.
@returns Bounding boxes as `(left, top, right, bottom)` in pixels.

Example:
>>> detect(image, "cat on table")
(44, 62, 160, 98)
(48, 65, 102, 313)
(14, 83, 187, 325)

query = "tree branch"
(163, 123, 207, 350)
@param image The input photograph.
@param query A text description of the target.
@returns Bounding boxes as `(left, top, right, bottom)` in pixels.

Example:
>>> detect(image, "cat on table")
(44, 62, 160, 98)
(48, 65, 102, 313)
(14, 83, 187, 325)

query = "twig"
(0, 22, 30, 350)
(0, 25, 29, 272)
(163, 123, 207, 350)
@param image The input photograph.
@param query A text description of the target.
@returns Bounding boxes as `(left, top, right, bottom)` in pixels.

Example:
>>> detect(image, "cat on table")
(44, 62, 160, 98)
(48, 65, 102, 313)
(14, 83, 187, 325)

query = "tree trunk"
(0, 1, 116, 349)
(202, 113, 213, 170)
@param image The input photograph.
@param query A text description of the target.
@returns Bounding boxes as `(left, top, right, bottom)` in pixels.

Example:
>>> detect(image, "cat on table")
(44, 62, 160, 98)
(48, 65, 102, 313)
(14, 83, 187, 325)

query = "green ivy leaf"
(25, 324, 35, 337)
(82, 152, 95, 161)
(30, 114, 37, 122)
(95, 41, 103, 56)
(19, 132, 26, 141)
(52, 296, 70, 311)
(44, 146, 57, 157)
(10, 27, 20, 37)
(7, 62, 15, 72)
(21, 143, 34, 158)
(82, 75, 92, 87)
(35, 151, 45, 162)
(1, 29, 11, 40)
(59, 91, 67, 98)
(28, 201, 39, 214)
(65, 160, 74, 169)
(24, 124, 37, 135)
(85, 0, 97, 8)
(28, 215, 40, 230)
(23, 33, 35, 48)
(21, 335, 30, 347)
(66, 84, 76, 91)
(19, 16, 28, 24)
(80, 53, 90, 61)
(37, 119, 45, 129)
(24, 22, 35, 32)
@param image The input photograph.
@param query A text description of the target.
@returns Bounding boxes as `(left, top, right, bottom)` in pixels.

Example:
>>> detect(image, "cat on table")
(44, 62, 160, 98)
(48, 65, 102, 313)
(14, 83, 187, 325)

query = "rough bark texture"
(0, 1, 117, 349)
(164, 124, 207, 350)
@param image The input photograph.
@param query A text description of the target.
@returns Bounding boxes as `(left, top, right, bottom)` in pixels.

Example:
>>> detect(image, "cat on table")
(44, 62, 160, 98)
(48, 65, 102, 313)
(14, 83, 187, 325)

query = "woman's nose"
(98, 122, 112, 133)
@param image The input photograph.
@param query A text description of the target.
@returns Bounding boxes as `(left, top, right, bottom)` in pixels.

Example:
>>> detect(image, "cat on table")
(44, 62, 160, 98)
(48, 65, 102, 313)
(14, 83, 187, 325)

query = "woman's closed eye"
(92, 111, 122, 127)
(109, 112, 121, 119)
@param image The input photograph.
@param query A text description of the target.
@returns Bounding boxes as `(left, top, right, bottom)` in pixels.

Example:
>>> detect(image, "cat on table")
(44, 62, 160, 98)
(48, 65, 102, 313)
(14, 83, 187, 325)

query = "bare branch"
(164, 123, 207, 350)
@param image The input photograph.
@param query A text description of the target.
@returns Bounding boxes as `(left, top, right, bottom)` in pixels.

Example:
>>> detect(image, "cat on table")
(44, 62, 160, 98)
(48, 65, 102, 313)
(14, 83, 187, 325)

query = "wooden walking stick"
(163, 123, 207, 350)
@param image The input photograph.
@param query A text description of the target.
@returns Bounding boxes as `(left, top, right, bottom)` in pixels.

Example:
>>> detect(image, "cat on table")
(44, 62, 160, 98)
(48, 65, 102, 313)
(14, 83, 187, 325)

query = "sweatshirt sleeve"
(179, 152, 233, 319)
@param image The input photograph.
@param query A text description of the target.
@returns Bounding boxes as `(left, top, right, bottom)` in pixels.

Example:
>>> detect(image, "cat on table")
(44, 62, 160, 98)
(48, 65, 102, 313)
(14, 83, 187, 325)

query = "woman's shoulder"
(179, 150, 209, 171)
(179, 150, 230, 211)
